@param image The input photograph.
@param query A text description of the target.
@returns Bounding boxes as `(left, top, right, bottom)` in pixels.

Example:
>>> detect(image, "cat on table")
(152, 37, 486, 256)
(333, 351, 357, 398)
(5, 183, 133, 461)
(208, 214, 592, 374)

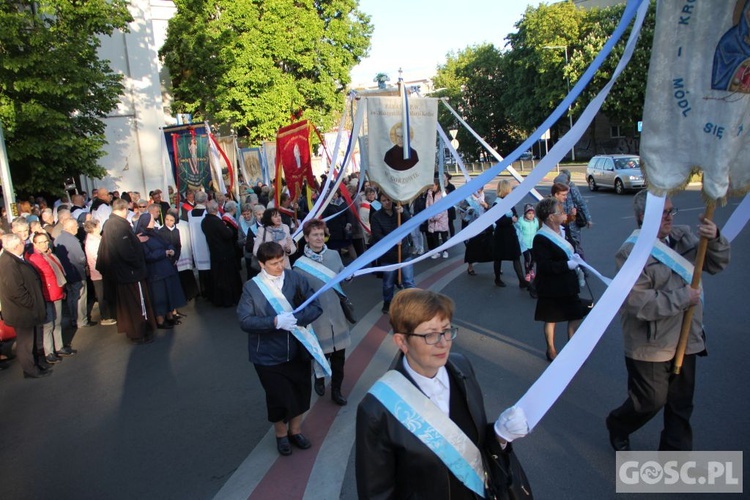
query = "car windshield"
(614, 157, 639, 170)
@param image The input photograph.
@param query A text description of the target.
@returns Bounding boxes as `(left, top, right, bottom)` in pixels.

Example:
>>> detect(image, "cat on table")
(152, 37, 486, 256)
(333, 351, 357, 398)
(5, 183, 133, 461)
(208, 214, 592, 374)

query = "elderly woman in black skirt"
(532, 197, 587, 362)
(237, 241, 323, 456)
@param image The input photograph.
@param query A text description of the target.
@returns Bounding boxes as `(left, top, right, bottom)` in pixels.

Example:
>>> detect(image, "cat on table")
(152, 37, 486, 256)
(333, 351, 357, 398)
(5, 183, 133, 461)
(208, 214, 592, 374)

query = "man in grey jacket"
(55, 218, 93, 331)
(606, 191, 730, 451)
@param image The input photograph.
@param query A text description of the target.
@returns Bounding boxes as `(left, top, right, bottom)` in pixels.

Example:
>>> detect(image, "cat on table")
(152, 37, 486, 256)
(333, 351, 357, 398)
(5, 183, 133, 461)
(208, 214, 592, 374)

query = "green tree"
(160, 0, 373, 144)
(433, 44, 523, 160)
(0, 0, 132, 196)
(500, 0, 655, 148)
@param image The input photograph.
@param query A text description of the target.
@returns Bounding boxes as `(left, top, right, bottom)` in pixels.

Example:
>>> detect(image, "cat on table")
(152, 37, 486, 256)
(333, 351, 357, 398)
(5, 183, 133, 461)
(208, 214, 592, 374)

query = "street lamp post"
(543, 45, 575, 162)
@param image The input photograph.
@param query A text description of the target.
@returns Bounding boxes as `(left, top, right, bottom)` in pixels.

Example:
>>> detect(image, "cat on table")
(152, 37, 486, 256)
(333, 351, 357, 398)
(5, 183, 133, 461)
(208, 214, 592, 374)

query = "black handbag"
(575, 210, 587, 228)
(335, 291, 357, 324)
(483, 435, 533, 500)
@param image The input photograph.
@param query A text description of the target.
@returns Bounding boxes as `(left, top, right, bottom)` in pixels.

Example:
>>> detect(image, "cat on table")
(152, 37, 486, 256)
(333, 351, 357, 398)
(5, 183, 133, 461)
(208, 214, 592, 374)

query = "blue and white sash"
(537, 225, 574, 258)
(293, 257, 346, 297)
(368, 370, 486, 498)
(625, 230, 702, 301)
(252, 275, 332, 377)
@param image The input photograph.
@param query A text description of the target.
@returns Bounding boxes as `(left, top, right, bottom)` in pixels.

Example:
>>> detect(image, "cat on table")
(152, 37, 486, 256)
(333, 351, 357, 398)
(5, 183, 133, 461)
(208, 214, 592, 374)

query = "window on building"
(610, 125, 625, 138)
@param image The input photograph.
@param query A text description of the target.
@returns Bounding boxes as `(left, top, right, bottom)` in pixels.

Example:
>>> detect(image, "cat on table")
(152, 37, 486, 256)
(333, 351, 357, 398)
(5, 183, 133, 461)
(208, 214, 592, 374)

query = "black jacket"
(0, 252, 46, 328)
(356, 353, 490, 499)
(370, 207, 412, 264)
(532, 233, 579, 297)
(98, 213, 148, 284)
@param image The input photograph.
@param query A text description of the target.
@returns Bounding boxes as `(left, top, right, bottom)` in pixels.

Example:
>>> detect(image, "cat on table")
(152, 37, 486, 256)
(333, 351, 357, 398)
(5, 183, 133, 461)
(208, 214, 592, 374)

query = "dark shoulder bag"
(483, 433, 533, 500)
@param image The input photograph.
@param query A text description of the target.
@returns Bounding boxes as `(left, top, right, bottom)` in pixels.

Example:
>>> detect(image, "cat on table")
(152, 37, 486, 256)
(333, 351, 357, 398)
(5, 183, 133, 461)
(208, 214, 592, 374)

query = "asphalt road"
(1, 185, 747, 499)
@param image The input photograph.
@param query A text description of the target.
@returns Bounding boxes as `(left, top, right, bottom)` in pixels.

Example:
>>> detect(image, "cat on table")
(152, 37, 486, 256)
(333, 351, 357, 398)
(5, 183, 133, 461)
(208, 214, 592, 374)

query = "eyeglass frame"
(404, 326, 459, 345)
(662, 207, 678, 217)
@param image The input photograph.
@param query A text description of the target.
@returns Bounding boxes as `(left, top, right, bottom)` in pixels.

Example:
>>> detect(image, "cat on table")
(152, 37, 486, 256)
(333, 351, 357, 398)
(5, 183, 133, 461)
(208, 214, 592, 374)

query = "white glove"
(494, 406, 529, 443)
(275, 312, 297, 331)
(567, 260, 578, 270)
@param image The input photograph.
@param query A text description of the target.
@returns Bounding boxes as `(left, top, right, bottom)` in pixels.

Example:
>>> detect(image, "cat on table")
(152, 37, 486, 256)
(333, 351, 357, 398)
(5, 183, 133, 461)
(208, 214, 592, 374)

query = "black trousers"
(317, 348, 346, 390)
(16, 325, 40, 375)
(608, 354, 696, 451)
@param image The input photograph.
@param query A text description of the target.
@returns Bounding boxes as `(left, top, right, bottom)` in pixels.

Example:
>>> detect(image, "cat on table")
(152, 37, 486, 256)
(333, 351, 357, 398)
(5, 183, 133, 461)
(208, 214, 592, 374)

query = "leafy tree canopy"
(160, 0, 373, 144)
(498, 0, 655, 137)
(433, 44, 524, 160)
(0, 0, 132, 196)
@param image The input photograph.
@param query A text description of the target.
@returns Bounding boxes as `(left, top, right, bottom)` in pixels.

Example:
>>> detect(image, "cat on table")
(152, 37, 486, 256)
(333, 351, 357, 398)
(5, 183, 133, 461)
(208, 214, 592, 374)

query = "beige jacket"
(615, 225, 730, 362)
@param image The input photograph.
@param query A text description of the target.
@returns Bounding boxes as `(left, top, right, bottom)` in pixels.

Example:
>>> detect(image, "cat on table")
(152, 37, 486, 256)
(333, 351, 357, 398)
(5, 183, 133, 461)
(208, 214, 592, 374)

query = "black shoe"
(287, 432, 311, 449)
(131, 336, 155, 345)
(519, 280, 530, 289)
(276, 436, 292, 456)
(24, 369, 52, 378)
(381, 301, 390, 314)
(606, 417, 631, 451)
(45, 354, 62, 364)
(314, 378, 325, 396)
(167, 318, 181, 326)
(80, 321, 97, 328)
(494, 278, 506, 287)
(174, 311, 188, 318)
(331, 388, 348, 406)
(157, 322, 174, 330)
(56, 346, 77, 356)
(528, 287, 538, 299)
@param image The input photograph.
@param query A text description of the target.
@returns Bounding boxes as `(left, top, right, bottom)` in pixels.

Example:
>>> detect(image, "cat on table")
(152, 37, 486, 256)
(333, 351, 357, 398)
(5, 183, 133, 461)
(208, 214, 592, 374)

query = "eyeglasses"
(662, 208, 678, 217)
(405, 327, 458, 345)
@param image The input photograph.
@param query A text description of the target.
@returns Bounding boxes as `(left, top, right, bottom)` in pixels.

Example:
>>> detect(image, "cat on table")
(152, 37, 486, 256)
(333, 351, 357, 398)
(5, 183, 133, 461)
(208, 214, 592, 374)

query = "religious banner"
(640, 0, 750, 200)
(275, 120, 316, 201)
(217, 135, 237, 197)
(262, 141, 276, 185)
(366, 96, 438, 203)
(164, 124, 212, 195)
(240, 147, 265, 187)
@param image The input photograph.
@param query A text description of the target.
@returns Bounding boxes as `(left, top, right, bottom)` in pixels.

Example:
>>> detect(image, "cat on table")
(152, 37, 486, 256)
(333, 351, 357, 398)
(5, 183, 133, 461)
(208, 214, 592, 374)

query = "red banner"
(275, 120, 315, 201)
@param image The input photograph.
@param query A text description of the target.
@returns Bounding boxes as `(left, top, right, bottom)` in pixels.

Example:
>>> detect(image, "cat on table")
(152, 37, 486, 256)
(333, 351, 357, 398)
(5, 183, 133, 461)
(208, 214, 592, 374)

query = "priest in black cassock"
(201, 200, 242, 307)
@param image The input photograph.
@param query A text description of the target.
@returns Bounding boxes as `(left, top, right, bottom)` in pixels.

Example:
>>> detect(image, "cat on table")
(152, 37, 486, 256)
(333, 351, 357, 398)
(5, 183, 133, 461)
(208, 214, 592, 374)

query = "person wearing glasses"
(26, 232, 69, 364)
(606, 191, 730, 452)
(532, 197, 589, 362)
(356, 288, 529, 499)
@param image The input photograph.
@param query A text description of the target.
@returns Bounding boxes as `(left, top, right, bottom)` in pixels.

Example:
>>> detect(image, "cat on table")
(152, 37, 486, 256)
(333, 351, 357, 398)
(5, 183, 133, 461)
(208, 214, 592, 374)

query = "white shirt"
(402, 357, 451, 416)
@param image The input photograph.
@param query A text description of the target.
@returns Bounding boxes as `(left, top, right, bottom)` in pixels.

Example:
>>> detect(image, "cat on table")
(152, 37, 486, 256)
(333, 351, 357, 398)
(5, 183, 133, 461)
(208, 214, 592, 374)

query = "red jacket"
(26, 251, 66, 302)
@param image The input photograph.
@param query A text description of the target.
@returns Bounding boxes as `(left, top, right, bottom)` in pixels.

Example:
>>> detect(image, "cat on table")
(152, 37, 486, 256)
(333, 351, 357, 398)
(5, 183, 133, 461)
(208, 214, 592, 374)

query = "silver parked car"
(586, 154, 645, 194)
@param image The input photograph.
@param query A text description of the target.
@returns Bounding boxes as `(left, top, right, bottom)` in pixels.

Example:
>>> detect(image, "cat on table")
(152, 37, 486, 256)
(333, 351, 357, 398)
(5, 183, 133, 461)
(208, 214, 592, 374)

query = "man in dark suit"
(201, 200, 242, 307)
(0, 233, 50, 378)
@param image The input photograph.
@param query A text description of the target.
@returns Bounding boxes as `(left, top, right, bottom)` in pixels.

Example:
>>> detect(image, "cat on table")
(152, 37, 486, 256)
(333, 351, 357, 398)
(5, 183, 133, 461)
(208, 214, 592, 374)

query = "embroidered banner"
(240, 147, 265, 187)
(641, 0, 750, 200)
(163, 124, 212, 195)
(366, 96, 438, 203)
(276, 120, 316, 202)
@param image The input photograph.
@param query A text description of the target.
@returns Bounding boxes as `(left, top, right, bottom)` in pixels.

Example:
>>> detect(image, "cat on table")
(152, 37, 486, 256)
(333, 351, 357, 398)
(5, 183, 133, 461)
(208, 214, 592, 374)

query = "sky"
(350, 0, 538, 87)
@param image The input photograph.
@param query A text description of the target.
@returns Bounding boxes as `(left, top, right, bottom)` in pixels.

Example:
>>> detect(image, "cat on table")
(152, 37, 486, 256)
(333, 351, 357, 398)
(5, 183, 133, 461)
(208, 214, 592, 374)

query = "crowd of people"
(0, 167, 731, 497)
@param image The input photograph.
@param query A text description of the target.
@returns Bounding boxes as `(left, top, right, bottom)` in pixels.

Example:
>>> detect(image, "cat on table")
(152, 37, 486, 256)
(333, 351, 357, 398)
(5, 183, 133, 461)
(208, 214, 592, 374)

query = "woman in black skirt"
(236, 241, 323, 456)
(532, 197, 587, 362)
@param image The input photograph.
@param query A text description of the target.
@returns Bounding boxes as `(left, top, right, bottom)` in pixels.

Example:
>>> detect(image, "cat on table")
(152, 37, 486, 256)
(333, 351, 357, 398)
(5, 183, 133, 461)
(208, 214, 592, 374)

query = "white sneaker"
(442, 251, 449, 259)
(431, 253, 440, 260)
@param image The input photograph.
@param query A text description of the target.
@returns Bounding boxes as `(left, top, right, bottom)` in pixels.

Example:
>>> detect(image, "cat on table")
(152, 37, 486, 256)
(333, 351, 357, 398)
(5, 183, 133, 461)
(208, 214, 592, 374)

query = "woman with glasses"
(532, 197, 588, 362)
(356, 288, 529, 499)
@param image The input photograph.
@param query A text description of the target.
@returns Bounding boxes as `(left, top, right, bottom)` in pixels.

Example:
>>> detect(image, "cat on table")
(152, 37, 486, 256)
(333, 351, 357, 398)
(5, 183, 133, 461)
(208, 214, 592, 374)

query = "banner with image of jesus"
(640, 0, 750, 200)
(164, 125, 212, 194)
(366, 96, 438, 203)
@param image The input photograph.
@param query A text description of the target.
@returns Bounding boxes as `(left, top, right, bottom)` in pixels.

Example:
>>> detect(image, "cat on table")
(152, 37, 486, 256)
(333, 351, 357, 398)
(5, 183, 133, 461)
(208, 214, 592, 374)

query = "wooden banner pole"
(673, 202, 715, 374)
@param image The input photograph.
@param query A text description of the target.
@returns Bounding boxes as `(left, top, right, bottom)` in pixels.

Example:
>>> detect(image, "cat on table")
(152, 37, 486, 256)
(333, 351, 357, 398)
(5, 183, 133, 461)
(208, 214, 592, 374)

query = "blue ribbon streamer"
(294, 0, 646, 313)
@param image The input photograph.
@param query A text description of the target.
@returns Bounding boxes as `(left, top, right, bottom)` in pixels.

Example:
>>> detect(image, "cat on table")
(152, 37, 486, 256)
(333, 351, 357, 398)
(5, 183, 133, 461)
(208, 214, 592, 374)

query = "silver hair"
(241, 203, 253, 213)
(1, 233, 21, 250)
(560, 169, 572, 182)
(11, 217, 29, 230)
(633, 190, 648, 227)
(206, 200, 220, 214)
(195, 191, 208, 204)
(224, 200, 237, 213)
